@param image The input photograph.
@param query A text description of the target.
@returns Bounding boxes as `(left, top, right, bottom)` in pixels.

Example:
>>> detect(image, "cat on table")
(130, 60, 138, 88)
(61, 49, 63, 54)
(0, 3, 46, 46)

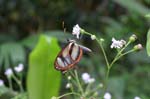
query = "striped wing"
(54, 42, 83, 72)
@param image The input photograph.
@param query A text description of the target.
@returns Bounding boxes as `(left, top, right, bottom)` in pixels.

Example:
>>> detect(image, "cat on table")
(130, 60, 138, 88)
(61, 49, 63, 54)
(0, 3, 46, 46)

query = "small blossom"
(111, 38, 126, 49)
(66, 83, 71, 89)
(67, 76, 72, 80)
(14, 63, 24, 73)
(134, 96, 141, 99)
(72, 24, 81, 39)
(91, 35, 96, 40)
(133, 44, 143, 51)
(0, 79, 4, 86)
(5, 68, 13, 77)
(104, 92, 111, 99)
(129, 34, 137, 42)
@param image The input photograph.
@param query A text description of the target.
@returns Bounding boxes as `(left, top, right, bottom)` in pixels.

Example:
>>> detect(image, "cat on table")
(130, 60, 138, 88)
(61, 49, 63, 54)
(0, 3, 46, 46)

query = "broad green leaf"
(146, 28, 150, 56)
(27, 35, 61, 99)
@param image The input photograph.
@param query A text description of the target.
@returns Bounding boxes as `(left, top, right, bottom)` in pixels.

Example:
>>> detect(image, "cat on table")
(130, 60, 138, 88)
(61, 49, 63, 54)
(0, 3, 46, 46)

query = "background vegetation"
(0, 0, 150, 99)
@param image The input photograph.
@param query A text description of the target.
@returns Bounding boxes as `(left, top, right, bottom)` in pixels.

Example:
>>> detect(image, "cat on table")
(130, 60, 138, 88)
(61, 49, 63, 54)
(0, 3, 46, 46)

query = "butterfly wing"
(54, 42, 83, 72)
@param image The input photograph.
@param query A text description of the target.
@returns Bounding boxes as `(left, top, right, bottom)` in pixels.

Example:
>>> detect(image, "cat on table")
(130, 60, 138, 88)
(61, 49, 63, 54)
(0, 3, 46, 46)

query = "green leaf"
(114, 0, 150, 16)
(0, 90, 17, 99)
(146, 28, 150, 56)
(44, 30, 73, 42)
(21, 34, 39, 50)
(108, 77, 125, 99)
(0, 42, 25, 68)
(27, 35, 61, 99)
(11, 93, 28, 99)
(0, 86, 9, 96)
(21, 30, 72, 50)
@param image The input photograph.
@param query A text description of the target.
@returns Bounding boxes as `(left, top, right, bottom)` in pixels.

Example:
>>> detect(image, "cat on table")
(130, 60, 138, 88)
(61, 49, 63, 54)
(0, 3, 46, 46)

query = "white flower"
(111, 38, 126, 49)
(72, 24, 81, 39)
(0, 79, 4, 86)
(67, 76, 72, 80)
(82, 73, 90, 83)
(134, 96, 141, 99)
(104, 92, 111, 99)
(91, 35, 96, 40)
(82, 73, 95, 84)
(5, 68, 13, 77)
(14, 63, 24, 73)
(66, 83, 71, 89)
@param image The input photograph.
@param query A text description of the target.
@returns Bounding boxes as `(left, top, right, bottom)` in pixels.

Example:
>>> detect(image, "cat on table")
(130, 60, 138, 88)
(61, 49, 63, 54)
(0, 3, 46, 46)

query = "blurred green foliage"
(0, 0, 150, 99)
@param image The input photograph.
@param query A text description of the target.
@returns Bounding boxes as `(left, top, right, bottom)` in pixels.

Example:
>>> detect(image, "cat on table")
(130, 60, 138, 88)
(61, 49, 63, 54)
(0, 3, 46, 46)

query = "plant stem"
(82, 30, 110, 68)
(8, 77, 13, 90)
(57, 92, 80, 99)
(12, 74, 24, 92)
(96, 38, 110, 68)
(74, 70, 85, 97)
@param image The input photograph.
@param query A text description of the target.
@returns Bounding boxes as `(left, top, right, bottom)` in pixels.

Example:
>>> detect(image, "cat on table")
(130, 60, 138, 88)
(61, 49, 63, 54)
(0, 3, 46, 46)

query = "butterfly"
(54, 40, 91, 73)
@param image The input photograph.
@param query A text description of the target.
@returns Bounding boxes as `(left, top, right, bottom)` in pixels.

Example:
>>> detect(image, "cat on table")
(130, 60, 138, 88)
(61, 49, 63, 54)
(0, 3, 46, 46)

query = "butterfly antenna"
(62, 21, 66, 33)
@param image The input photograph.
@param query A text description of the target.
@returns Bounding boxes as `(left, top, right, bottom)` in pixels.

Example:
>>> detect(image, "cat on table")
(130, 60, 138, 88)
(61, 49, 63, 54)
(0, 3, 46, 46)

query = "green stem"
(65, 73, 76, 98)
(8, 77, 13, 90)
(96, 38, 110, 68)
(12, 75, 24, 92)
(109, 41, 131, 68)
(57, 92, 80, 99)
(67, 71, 79, 88)
(74, 70, 85, 97)
(82, 30, 110, 68)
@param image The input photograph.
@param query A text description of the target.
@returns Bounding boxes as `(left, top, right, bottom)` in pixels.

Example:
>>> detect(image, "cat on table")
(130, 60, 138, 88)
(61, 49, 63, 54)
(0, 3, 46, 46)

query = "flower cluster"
(110, 38, 126, 49)
(72, 24, 81, 39)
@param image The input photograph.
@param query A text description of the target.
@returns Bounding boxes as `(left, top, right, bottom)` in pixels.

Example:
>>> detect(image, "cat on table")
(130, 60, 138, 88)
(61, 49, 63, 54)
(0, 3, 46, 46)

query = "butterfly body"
(54, 40, 91, 72)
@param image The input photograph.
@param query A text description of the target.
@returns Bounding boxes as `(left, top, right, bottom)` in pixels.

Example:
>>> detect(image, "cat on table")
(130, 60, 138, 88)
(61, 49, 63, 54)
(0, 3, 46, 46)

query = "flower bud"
(98, 83, 103, 88)
(93, 92, 98, 97)
(100, 38, 104, 42)
(91, 35, 96, 40)
(51, 96, 58, 99)
(133, 44, 143, 51)
(67, 76, 72, 80)
(129, 34, 137, 42)
(80, 28, 85, 34)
